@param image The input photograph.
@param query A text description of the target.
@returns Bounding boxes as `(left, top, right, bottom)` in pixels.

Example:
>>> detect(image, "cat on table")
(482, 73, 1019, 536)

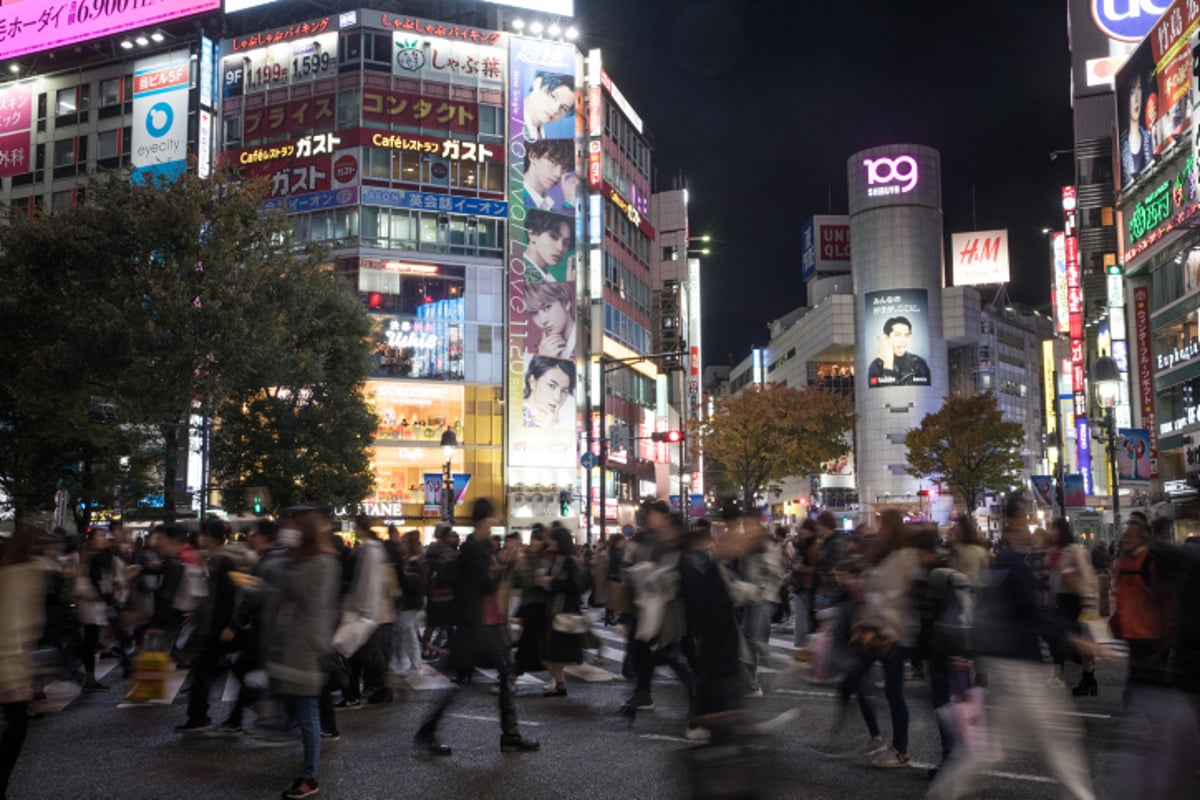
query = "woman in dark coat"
(540, 523, 586, 697)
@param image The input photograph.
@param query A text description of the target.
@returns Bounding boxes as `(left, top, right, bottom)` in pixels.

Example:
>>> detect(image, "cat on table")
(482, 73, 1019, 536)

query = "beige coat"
(0, 562, 45, 703)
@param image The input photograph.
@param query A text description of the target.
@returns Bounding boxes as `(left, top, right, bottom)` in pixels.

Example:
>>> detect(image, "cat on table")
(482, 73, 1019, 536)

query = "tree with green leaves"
(210, 264, 376, 514)
(904, 391, 1025, 512)
(692, 383, 856, 511)
(0, 169, 377, 522)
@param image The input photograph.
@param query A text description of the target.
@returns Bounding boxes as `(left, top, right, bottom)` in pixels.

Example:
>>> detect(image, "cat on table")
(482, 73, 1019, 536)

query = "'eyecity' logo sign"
(1091, 0, 1168, 42)
(864, 155, 919, 197)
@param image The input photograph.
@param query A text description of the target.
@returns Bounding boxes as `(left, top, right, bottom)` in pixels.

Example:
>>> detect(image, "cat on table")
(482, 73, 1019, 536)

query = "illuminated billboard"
(950, 229, 1010, 286)
(1115, 0, 1198, 193)
(863, 289, 932, 389)
(1051, 232, 1070, 334)
(131, 52, 191, 183)
(506, 35, 579, 493)
(0, 0, 220, 61)
(0, 85, 32, 178)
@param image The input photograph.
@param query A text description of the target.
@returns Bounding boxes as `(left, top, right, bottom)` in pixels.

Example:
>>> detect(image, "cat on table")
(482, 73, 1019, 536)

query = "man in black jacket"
(176, 519, 239, 733)
(413, 498, 539, 756)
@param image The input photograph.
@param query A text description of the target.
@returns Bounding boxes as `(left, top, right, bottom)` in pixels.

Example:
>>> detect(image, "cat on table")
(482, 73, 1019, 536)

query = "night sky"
(574, 0, 1077, 364)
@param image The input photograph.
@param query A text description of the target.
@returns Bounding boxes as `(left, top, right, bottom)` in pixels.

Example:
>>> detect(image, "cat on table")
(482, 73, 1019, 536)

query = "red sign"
(378, 13, 502, 46)
(1150, 0, 1200, 64)
(224, 127, 503, 169)
(231, 18, 332, 52)
(333, 153, 358, 184)
(1134, 285, 1159, 476)
(0, 130, 30, 178)
(0, 86, 31, 136)
(819, 224, 851, 261)
(251, 156, 331, 198)
(362, 90, 478, 134)
(244, 95, 336, 141)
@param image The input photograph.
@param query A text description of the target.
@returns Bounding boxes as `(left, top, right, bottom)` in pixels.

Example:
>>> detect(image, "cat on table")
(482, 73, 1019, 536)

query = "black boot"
(500, 732, 540, 752)
(1071, 671, 1098, 697)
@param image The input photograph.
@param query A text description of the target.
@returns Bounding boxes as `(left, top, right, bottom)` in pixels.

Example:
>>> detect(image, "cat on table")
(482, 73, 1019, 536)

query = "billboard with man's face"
(863, 289, 932, 389)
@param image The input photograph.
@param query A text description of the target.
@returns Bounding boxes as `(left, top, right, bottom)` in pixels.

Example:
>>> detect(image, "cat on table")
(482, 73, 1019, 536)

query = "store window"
(369, 311, 465, 381)
(357, 260, 465, 316)
(368, 381, 466, 504)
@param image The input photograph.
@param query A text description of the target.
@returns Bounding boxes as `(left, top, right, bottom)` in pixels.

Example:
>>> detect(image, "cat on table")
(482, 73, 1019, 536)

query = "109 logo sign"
(864, 155, 919, 197)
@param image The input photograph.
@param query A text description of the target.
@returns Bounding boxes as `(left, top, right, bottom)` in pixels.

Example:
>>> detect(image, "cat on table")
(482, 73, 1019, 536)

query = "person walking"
(540, 524, 587, 697)
(336, 516, 396, 708)
(928, 495, 1104, 800)
(391, 530, 427, 680)
(1044, 518, 1099, 696)
(1, 526, 45, 800)
(735, 511, 781, 697)
(264, 508, 340, 799)
(412, 498, 539, 756)
(512, 527, 551, 681)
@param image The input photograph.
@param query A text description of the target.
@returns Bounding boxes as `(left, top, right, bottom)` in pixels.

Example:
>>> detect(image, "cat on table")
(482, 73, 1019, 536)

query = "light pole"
(1090, 354, 1121, 536)
(440, 427, 457, 523)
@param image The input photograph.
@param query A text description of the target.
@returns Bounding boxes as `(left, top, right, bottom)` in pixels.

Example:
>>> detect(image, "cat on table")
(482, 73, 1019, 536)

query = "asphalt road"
(5, 620, 1156, 800)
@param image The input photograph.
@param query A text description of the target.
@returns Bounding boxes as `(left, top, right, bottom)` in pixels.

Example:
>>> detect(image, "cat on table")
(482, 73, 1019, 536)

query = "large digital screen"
(506, 35, 579, 489)
(0, 0, 220, 61)
(863, 289, 932, 389)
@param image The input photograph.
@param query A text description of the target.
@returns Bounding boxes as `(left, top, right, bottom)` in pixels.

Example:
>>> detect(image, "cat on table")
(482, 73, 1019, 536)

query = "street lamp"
(1090, 353, 1122, 534)
(440, 427, 457, 523)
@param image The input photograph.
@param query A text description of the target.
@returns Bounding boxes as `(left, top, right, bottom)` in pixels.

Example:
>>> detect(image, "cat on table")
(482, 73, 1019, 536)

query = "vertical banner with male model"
(863, 289, 932, 389)
(132, 52, 191, 183)
(507, 36, 580, 493)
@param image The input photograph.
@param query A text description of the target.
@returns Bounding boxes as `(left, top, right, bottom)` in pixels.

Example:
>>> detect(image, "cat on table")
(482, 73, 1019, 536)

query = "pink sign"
(0, 86, 31, 135)
(0, 0, 221, 61)
(0, 130, 31, 178)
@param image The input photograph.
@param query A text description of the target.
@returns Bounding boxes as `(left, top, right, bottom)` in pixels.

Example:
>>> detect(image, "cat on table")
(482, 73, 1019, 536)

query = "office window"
(96, 129, 119, 160)
(99, 78, 121, 107)
(55, 88, 77, 116)
(54, 138, 75, 167)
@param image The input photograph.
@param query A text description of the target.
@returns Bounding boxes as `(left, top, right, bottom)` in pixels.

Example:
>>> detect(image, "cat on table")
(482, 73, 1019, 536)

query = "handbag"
(849, 622, 898, 660)
(607, 581, 634, 613)
(552, 612, 589, 634)
(332, 611, 378, 657)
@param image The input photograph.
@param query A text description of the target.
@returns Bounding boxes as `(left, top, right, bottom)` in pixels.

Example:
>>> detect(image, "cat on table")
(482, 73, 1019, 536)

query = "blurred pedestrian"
(539, 523, 587, 697)
(1, 526, 46, 800)
(412, 498, 539, 756)
(929, 495, 1103, 800)
(264, 508, 340, 799)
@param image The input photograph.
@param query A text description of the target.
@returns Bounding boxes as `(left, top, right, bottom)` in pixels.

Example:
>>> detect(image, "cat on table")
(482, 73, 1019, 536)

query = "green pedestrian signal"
(253, 495, 263, 515)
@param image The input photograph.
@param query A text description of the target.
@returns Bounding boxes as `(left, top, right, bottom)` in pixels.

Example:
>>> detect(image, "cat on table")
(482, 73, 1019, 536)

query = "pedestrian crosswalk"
(27, 617, 807, 715)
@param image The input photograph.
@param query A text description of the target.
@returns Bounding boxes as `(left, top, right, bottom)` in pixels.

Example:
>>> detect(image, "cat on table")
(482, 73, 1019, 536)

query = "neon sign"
(0, 0, 221, 61)
(1124, 155, 1199, 262)
(864, 155, 919, 197)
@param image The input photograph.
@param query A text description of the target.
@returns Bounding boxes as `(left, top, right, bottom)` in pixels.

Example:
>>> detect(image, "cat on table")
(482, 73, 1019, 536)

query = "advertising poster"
(1115, 1, 1200, 192)
(507, 36, 579, 477)
(423, 473, 472, 515)
(1030, 475, 1055, 509)
(1064, 474, 1087, 509)
(131, 53, 191, 184)
(0, 84, 32, 178)
(863, 289, 932, 389)
(392, 32, 504, 88)
(1117, 427, 1152, 483)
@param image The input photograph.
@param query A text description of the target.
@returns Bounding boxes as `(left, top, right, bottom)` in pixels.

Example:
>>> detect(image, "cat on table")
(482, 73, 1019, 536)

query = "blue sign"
(360, 186, 508, 219)
(801, 217, 816, 280)
(145, 102, 174, 138)
(263, 187, 358, 213)
(580, 452, 597, 470)
(1090, 0, 1166, 42)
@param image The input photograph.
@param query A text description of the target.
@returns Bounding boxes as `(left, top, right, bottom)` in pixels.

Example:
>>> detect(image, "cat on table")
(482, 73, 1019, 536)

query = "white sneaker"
(862, 736, 887, 757)
(871, 748, 911, 768)
(746, 684, 764, 698)
(685, 724, 711, 742)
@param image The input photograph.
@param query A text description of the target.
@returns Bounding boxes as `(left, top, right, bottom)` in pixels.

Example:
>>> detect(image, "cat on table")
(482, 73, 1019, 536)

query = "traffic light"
(558, 490, 571, 517)
(651, 430, 685, 443)
(252, 495, 263, 514)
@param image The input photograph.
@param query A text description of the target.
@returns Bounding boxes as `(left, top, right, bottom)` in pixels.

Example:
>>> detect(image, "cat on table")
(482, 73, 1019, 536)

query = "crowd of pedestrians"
(3, 493, 1200, 799)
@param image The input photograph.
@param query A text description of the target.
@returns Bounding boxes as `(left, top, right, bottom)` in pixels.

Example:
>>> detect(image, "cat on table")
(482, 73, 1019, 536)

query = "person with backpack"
(929, 495, 1105, 800)
(412, 498, 539, 756)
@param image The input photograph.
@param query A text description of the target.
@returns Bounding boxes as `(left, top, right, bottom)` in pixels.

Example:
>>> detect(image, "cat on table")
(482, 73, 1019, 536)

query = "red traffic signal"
(651, 430, 685, 443)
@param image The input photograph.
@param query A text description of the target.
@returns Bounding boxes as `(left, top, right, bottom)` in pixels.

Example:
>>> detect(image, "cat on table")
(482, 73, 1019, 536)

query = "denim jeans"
(393, 610, 422, 672)
(282, 694, 321, 779)
(744, 602, 774, 682)
(791, 592, 810, 648)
